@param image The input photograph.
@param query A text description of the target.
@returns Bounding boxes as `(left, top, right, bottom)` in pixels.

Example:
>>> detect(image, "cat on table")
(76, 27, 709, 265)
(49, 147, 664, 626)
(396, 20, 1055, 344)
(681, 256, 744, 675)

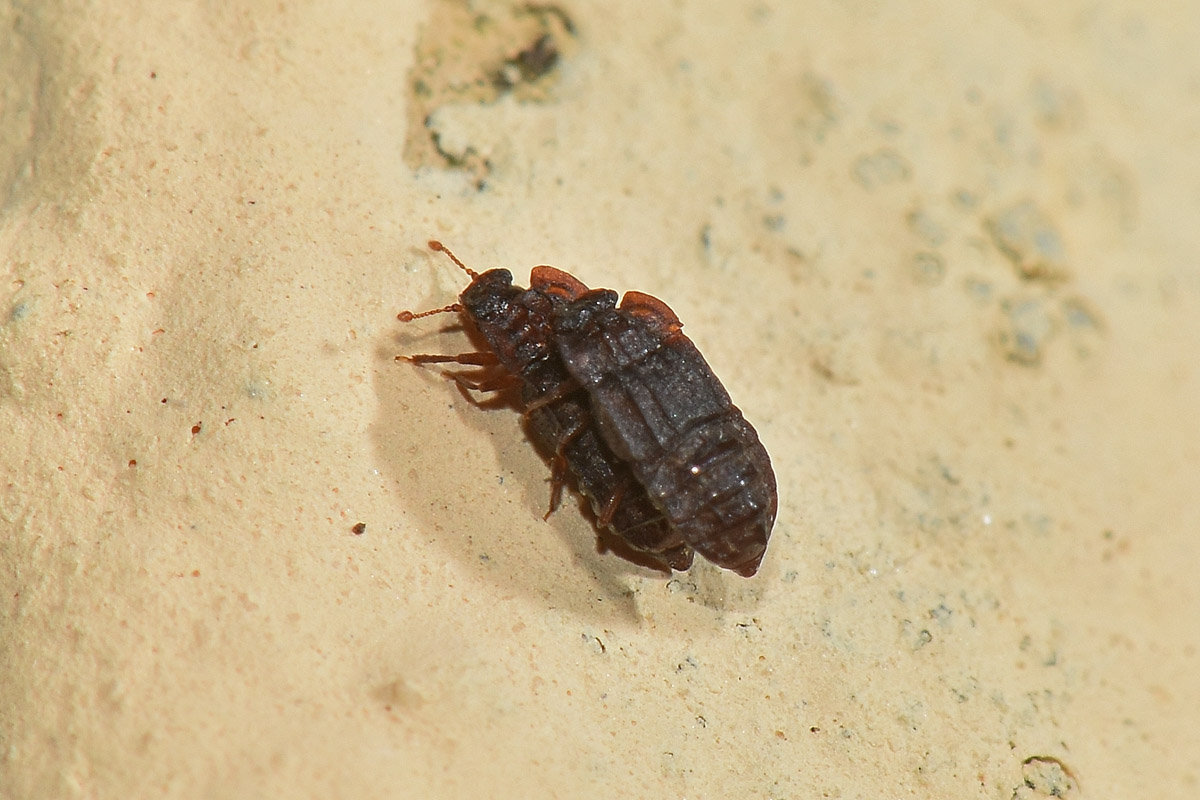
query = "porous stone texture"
(2, 1, 1198, 797)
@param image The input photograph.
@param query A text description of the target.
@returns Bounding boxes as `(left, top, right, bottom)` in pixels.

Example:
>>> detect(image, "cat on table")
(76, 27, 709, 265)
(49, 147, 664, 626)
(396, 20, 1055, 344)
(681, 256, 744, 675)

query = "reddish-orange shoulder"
(530, 266, 589, 302)
(619, 291, 683, 337)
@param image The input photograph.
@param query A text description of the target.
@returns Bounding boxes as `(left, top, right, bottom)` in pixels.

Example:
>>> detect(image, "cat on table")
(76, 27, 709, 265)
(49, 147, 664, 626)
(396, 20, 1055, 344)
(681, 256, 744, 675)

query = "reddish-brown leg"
(543, 414, 589, 518)
(597, 480, 628, 528)
(446, 371, 521, 395)
(399, 352, 500, 367)
(400, 351, 517, 402)
(544, 454, 568, 520)
(523, 378, 582, 416)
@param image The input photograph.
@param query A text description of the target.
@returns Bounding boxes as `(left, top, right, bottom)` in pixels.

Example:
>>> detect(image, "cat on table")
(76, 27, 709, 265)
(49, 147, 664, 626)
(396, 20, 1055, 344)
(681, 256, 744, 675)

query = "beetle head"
(459, 269, 521, 322)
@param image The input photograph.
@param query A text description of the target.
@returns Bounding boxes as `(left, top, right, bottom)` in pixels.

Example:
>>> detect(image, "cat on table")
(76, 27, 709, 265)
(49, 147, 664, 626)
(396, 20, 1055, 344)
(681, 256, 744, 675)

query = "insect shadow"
(395, 308, 691, 576)
(374, 322, 657, 622)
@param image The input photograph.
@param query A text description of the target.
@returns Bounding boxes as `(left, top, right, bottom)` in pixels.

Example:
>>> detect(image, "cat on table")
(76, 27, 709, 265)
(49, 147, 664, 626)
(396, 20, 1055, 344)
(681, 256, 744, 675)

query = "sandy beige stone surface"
(3, 0, 1199, 797)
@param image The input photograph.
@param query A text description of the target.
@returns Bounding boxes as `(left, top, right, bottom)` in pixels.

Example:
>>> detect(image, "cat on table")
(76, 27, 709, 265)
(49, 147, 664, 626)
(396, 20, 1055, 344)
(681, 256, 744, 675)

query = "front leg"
(399, 351, 499, 367)
(397, 351, 518, 402)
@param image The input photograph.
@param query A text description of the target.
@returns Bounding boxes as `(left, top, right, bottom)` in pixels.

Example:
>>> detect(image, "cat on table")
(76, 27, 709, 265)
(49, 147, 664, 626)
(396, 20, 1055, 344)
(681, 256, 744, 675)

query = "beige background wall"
(2, 1, 1198, 797)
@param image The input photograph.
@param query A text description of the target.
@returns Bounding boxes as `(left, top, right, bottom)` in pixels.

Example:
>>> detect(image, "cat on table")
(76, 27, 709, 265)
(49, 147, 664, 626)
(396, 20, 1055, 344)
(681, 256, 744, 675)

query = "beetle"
(551, 287, 777, 576)
(398, 241, 694, 570)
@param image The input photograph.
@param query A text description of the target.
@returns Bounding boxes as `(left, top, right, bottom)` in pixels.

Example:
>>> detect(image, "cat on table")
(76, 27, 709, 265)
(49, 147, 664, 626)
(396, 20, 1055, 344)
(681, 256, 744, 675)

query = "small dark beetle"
(398, 242, 693, 570)
(552, 289, 777, 576)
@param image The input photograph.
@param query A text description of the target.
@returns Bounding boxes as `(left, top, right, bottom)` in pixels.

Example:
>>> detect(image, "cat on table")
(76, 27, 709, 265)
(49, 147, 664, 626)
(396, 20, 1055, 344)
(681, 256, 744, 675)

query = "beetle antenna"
(429, 240, 479, 279)
(397, 303, 463, 322)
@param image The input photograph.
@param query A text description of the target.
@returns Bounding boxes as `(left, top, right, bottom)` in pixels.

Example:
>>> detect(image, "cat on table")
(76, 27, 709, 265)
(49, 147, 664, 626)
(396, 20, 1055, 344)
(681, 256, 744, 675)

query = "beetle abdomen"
(554, 294, 777, 576)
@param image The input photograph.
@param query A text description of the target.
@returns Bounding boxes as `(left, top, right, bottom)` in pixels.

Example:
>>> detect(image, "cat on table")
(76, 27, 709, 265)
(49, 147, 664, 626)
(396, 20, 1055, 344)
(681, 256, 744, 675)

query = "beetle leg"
(543, 414, 589, 518)
(544, 454, 567, 520)
(401, 351, 516, 396)
(445, 371, 521, 395)
(597, 479, 628, 528)
(400, 351, 500, 367)
(523, 378, 582, 415)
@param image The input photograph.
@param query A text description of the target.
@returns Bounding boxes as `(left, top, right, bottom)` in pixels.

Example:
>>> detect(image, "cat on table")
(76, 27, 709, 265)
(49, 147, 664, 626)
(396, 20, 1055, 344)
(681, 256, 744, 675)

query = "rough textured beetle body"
(399, 242, 694, 571)
(552, 289, 777, 576)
